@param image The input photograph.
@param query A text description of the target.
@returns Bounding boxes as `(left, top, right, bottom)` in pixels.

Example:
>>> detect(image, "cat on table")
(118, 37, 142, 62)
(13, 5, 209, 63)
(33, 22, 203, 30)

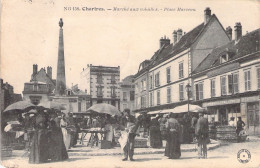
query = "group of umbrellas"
(3, 101, 204, 117)
(3, 101, 121, 116)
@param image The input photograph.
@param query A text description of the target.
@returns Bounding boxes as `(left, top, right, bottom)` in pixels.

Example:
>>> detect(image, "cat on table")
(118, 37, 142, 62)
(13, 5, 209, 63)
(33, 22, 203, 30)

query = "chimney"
(226, 26, 232, 40)
(172, 30, 177, 44)
(234, 22, 242, 42)
(47, 66, 52, 79)
(204, 7, 211, 25)
(177, 29, 183, 42)
(33, 64, 38, 75)
(159, 35, 170, 48)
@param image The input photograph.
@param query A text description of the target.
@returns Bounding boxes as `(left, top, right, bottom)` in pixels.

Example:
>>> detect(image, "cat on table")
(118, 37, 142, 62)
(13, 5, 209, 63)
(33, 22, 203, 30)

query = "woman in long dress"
(60, 113, 71, 150)
(165, 113, 181, 159)
(48, 112, 68, 161)
(149, 116, 162, 148)
(29, 111, 48, 164)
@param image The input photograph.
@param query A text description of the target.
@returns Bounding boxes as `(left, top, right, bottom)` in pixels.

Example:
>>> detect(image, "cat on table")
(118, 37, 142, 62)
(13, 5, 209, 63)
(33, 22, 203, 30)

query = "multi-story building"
(192, 27, 260, 135)
(119, 75, 135, 112)
(134, 8, 230, 113)
(23, 64, 55, 105)
(80, 64, 120, 109)
(0, 78, 22, 112)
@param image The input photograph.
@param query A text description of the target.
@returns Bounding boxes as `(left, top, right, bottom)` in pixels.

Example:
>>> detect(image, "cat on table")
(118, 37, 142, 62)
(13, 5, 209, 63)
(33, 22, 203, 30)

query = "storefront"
(202, 95, 260, 135)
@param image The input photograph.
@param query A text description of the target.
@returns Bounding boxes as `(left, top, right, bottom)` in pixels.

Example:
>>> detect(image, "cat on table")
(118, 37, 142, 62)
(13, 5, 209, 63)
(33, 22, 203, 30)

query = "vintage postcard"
(0, 0, 259, 168)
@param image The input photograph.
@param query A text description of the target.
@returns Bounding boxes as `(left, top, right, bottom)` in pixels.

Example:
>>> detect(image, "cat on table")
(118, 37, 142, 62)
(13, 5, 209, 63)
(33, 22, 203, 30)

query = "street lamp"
(185, 83, 191, 115)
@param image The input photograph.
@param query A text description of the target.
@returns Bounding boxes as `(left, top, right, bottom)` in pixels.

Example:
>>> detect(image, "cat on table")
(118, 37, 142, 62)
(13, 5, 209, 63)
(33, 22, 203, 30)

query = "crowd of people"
(1, 108, 247, 163)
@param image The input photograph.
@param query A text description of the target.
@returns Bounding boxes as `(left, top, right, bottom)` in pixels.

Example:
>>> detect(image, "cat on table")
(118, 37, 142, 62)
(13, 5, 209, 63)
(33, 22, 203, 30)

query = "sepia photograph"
(0, 0, 259, 168)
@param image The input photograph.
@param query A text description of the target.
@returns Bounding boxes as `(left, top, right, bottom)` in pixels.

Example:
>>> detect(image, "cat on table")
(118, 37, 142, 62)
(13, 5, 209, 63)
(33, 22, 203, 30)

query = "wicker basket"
(1, 146, 13, 157)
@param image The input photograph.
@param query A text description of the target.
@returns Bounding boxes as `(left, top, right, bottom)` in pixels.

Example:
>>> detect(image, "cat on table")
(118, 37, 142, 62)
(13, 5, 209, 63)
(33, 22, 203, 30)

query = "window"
(157, 90, 160, 105)
(166, 67, 171, 83)
(195, 83, 203, 100)
(123, 104, 127, 110)
(257, 68, 260, 89)
(97, 86, 103, 97)
(179, 62, 184, 78)
(111, 75, 116, 84)
(228, 74, 233, 94)
(167, 87, 171, 103)
(130, 91, 135, 101)
(149, 75, 153, 89)
(143, 79, 146, 91)
(210, 79, 216, 97)
(155, 72, 160, 87)
(233, 73, 239, 93)
(220, 76, 227, 95)
(97, 73, 103, 84)
(179, 84, 184, 101)
(149, 92, 153, 107)
(123, 92, 127, 101)
(244, 70, 251, 91)
(227, 73, 239, 94)
(141, 96, 146, 108)
(220, 54, 228, 63)
(111, 87, 116, 97)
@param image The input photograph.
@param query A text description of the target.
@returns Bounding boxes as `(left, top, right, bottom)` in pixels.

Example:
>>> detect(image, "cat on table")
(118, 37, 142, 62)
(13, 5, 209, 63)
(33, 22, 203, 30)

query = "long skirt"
(165, 132, 181, 159)
(29, 129, 48, 164)
(150, 126, 162, 148)
(61, 128, 71, 150)
(49, 127, 68, 161)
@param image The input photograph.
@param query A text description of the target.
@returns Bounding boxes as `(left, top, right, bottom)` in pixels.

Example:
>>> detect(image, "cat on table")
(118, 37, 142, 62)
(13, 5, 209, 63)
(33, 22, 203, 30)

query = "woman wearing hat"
(149, 114, 162, 148)
(48, 112, 68, 161)
(29, 110, 48, 164)
(165, 113, 181, 159)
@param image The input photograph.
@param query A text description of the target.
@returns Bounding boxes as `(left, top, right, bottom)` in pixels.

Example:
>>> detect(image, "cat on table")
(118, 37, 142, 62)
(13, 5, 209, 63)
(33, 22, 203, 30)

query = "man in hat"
(195, 112, 209, 159)
(121, 112, 139, 161)
(236, 117, 245, 136)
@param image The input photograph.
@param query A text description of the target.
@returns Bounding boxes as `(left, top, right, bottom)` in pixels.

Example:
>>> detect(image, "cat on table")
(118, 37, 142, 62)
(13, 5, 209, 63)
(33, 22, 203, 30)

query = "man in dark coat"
(122, 112, 139, 161)
(195, 112, 209, 159)
(236, 117, 245, 142)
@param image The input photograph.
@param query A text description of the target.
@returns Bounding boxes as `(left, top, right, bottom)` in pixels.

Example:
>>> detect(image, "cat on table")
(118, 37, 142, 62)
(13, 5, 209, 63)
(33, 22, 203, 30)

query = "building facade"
(23, 64, 55, 105)
(80, 64, 120, 109)
(134, 8, 230, 113)
(192, 27, 260, 135)
(0, 79, 22, 112)
(119, 75, 135, 112)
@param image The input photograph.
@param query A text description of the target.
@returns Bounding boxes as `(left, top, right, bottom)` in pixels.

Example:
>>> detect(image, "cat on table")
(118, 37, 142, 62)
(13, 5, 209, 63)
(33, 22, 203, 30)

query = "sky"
(1, 0, 259, 94)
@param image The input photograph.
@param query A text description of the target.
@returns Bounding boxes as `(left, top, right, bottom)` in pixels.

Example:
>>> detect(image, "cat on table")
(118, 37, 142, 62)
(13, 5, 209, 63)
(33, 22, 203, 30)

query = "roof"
(31, 68, 56, 85)
(121, 75, 134, 85)
(193, 28, 260, 74)
(134, 17, 210, 78)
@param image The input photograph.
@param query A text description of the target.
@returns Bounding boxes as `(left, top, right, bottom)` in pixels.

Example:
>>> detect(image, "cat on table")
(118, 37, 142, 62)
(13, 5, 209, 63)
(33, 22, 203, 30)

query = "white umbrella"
(86, 103, 121, 116)
(161, 104, 204, 114)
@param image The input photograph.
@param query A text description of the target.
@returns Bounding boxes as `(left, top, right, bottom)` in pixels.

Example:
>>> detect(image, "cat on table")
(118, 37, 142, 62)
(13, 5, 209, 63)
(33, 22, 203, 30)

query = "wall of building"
(191, 17, 230, 71)
(148, 52, 190, 107)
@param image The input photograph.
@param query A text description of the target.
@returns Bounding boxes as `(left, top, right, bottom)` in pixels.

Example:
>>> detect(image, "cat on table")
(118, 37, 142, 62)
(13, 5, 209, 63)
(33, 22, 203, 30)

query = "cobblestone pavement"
(1, 136, 260, 168)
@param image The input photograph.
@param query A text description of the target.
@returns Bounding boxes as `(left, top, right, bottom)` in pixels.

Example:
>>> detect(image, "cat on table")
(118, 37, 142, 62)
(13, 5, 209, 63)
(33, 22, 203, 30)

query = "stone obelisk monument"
(55, 18, 66, 95)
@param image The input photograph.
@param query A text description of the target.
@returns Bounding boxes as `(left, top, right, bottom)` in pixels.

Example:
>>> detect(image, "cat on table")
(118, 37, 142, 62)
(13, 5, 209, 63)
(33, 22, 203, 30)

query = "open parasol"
(86, 103, 121, 116)
(3, 101, 36, 113)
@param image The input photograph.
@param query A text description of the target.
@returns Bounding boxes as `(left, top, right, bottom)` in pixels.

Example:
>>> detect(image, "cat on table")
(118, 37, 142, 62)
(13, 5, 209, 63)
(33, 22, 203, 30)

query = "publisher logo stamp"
(237, 149, 251, 163)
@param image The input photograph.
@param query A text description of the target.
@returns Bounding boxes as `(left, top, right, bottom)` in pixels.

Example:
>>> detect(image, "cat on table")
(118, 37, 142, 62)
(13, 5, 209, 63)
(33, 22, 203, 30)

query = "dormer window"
(220, 54, 227, 63)
(220, 50, 235, 64)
